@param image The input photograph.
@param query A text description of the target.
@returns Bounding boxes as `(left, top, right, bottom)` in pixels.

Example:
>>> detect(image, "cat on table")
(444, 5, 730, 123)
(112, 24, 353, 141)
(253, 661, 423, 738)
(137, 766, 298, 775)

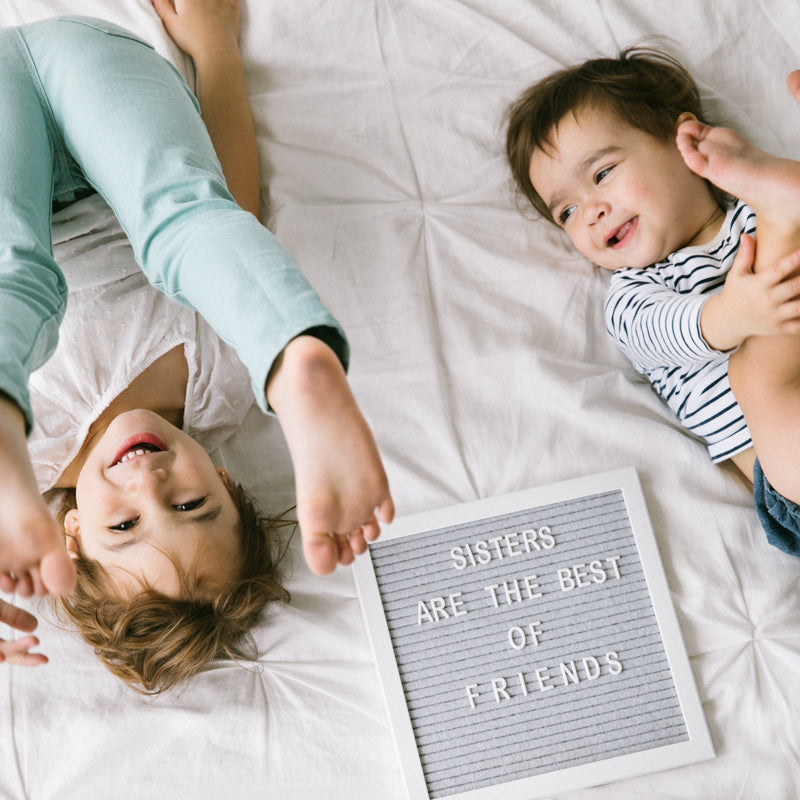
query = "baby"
(506, 46, 800, 556)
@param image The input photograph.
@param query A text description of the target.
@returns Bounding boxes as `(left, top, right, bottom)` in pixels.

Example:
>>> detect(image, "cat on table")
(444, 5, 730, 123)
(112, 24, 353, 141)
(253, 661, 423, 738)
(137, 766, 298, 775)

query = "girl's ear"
(217, 467, 235, 493)
(64, 509, 81, 560)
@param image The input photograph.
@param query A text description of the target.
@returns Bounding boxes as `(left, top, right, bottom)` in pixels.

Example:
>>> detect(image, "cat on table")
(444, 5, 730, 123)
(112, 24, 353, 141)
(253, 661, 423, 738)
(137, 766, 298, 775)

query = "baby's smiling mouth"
(606, 217, 637, 248)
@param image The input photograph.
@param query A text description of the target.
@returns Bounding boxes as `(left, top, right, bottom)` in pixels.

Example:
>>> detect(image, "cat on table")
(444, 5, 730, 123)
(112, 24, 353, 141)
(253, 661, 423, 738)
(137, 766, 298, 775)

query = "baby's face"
(66, 410, 241, 597)
(528, 105, 720, 270)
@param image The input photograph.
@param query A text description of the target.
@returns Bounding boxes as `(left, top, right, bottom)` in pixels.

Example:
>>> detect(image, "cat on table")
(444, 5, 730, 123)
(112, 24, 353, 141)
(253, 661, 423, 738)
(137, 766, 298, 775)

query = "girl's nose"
(124, 466, 168, 494)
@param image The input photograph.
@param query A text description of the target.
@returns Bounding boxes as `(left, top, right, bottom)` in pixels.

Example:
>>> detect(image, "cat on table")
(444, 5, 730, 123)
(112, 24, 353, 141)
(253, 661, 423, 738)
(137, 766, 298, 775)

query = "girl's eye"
(558, 205, 576, 225)
(173, 498, 206, 512)
(594, 165, 614, 183)
(109, 518, 138, 532)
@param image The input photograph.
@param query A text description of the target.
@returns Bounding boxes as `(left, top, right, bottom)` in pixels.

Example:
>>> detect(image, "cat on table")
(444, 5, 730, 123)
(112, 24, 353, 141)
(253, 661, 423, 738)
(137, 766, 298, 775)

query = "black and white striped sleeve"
(605, 272, 719, 373)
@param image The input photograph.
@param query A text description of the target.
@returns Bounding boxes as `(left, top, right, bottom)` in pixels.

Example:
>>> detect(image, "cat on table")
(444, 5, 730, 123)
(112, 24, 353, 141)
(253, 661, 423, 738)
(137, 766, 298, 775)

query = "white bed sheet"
(1, 1, 799, 798)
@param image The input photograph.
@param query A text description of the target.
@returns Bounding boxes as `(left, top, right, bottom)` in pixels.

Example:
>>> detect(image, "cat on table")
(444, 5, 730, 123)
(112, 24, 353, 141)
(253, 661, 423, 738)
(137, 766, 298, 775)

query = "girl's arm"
(700, 234, 800, 351)
(0, 393, 75, 657)
(152, 0, 261, 217)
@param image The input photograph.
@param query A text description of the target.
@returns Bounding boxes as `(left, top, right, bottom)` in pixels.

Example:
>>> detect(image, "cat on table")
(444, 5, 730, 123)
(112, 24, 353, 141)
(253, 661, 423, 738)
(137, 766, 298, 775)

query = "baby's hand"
(0, 597, 47, 666)
(266, 337, 395, 574)
(705, 234, 800, 349)
(152, 0, 241, 59)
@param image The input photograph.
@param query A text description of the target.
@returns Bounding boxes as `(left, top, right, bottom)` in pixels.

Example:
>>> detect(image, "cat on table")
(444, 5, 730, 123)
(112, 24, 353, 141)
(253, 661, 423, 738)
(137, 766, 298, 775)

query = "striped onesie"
(604, 200, 755, 463)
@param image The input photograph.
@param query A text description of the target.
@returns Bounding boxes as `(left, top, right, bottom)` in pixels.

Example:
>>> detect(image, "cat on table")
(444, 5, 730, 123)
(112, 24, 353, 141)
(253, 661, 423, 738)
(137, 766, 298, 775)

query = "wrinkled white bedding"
(1, 1, 799, 798)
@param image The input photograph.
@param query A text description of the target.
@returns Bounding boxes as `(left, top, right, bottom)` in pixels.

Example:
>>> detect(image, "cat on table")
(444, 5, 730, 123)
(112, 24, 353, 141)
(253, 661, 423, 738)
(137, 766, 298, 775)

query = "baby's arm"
(152, 0, 261, 216)
(700, 234, 800, 351)
(605, 275, 719, 371)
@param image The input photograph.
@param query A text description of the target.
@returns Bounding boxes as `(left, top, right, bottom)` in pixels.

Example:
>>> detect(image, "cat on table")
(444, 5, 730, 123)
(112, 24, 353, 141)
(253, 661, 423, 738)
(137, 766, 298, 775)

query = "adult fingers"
(0, 599, 38, 633)
(0, 636, 47, 667)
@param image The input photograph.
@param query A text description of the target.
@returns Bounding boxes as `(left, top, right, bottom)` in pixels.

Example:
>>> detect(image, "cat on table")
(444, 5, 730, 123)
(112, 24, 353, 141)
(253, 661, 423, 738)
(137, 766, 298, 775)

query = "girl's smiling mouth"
(110, 434, 168, 467)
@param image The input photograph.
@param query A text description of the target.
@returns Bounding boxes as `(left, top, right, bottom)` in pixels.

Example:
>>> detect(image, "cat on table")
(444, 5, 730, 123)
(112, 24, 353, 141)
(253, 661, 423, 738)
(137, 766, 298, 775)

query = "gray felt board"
(353, 467, 714, 800)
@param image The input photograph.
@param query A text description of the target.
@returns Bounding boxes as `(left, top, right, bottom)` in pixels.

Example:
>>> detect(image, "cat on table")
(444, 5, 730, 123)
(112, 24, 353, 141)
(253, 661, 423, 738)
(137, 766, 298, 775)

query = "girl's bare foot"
(266, 336, 394, 574)
(676, 118, 800, 231)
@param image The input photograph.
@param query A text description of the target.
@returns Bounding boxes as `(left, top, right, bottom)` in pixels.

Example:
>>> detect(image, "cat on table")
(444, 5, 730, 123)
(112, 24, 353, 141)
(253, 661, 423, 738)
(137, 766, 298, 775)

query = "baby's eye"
(109, 518, 138, 532)
(558, 205, 576, 225)
(594, 165, 614, 183)
(173, 498, 206, 512)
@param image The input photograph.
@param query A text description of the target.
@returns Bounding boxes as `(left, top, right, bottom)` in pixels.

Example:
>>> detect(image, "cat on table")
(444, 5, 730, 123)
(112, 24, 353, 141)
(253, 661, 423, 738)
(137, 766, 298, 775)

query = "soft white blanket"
(2, 1, 799, 798)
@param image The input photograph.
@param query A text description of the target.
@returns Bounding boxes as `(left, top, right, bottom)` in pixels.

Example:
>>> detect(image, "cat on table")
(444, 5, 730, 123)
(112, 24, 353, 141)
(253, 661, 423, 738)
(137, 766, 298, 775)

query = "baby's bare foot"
(677, 118, 800, 229)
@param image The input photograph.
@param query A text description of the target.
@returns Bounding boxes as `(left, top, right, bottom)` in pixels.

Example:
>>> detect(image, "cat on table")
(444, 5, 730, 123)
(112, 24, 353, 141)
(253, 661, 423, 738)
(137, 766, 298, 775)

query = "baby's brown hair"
(505, 46, 726, 221)
(52, 482, 291, 694)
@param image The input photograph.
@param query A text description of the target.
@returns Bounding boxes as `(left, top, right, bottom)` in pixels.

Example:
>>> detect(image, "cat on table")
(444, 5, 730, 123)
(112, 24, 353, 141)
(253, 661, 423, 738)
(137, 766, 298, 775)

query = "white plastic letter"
(508, 626, 526, 650)
(557, 568, 575, 591)
(605, 651, 623, 675)
(451, 547, 467, 570)
(491, 678, 510, 703)
(417, 600, 435, 625)
(582, 656, 601, 680)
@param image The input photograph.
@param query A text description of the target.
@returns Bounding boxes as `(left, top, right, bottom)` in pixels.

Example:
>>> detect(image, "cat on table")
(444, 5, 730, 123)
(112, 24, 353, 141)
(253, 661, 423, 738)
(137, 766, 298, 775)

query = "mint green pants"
(0, 16, 347, 430)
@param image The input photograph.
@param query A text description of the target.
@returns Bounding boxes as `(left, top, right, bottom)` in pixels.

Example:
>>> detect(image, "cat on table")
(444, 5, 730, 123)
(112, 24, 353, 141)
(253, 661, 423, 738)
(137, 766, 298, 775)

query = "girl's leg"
(18, 17, 348, 410)
(19, 18, 394, 572)
(678, 119, 800, 504)
(0, 26, 69, 428)
(0, 27, 76, 595)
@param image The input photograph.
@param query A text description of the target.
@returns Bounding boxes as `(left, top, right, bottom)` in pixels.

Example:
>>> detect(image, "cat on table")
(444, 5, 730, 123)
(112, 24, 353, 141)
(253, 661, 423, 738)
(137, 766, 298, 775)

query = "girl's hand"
(0, 396, 76, 601)
(152, 0, 241, 60)
(0, 597, 47, 666)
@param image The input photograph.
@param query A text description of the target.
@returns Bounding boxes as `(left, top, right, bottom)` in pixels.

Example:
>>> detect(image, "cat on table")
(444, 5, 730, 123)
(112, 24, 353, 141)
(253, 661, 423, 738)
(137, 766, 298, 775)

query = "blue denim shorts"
(753, 458, 800, 556)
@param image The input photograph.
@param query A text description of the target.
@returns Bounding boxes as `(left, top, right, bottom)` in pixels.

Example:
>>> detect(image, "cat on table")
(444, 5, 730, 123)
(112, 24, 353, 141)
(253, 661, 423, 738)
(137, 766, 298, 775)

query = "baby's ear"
(676, 111, 697, 126)
(64, 510, 81, 560)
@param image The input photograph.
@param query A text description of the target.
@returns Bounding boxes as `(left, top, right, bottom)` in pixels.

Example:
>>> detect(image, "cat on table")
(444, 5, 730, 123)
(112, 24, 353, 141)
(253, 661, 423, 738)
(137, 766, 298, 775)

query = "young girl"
(0, 0, 394, 689)
(505, 47, 800, 557)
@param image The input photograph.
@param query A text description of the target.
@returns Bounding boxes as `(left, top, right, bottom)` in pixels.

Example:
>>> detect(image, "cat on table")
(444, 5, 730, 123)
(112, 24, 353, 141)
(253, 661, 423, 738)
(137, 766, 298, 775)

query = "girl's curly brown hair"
(50, 481, 292, 695)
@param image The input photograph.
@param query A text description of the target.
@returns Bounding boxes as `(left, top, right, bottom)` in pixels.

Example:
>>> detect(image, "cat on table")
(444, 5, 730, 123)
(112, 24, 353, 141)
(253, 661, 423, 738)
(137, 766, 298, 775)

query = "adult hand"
(0, 596, 47, 666)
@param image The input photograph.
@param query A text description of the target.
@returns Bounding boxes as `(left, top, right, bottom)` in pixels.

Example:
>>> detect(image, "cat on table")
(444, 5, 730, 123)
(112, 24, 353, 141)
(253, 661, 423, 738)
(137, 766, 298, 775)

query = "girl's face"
(528, 105, 721, 271)
(66, 410, 241, 597)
